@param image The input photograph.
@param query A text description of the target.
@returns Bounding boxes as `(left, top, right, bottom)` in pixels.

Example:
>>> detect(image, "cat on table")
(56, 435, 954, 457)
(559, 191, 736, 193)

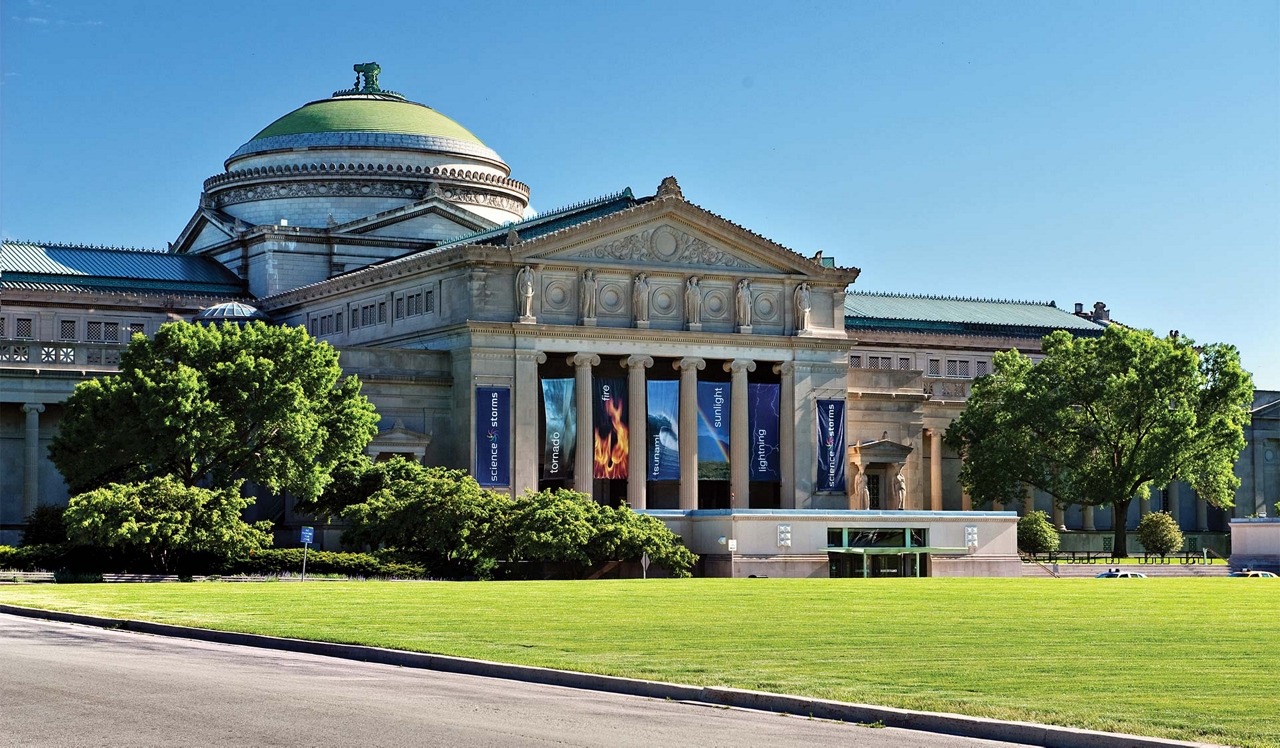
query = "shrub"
(64, 477, 272, 573)
(20, 504, 69, 547)
(1138, 511, 1184, 556)
(1017, 510, 1061, 555)
(233, 548, 426, 578)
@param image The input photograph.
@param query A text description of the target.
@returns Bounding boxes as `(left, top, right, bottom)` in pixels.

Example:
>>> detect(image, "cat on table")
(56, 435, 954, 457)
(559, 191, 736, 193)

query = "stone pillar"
(1052, 501, 1065, 529)
(513, 351, 547, 497)
(623, 355, 653, 509)
(1196, 496, 1209, 532)
(1168, 482, 1181, 527)
(1253, 438, 1267, 515)
(774, 362, 796, 508)
(22, 403, 45, 518)
(1140, 494, 1151, 517)
(1023, 484, 1035, 516)
(928, 428, 943, 511)
(675, 357, 705, 510)
(569, 353, 599, 498)
(725, 359, 756, 509)
(1082, 504, 1096, 532)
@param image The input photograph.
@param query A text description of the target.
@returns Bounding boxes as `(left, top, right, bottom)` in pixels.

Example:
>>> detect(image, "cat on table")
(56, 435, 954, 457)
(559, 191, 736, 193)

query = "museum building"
(2, 65, 1275, 575)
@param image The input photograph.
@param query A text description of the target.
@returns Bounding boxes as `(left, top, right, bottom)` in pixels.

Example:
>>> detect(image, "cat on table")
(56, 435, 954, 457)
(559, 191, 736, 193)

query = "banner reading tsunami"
(475, 386, 510, 487)
(593, 377, 628, 479)
(816, 398, 846, 492)
(696, 381, 731, 480)
(646, 380, 680, 480)
(540, 378, 575, 480)
(747, 383, 781, 482)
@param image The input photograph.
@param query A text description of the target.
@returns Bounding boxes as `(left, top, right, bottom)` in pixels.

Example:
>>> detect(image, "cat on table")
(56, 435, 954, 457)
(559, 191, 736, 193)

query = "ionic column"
(1168, 482, 1181, 527)
(622, 355, 653, 509)
(675, 357, 705, 510)
(1052, 501, 1065, 529)
(1082, 504, 1096, 532)
(513, 351, 547, 497)
(1023, 484, 1035, 516)
(725, 359, 756, 509)
(927, 428, 943, 511)
(22, 403, 45, 518)
(1196, 496, 1209, 532)
(569, 353, 599, 499)
(774, 362, 796, 508)
(1139, 494, 1151, 517)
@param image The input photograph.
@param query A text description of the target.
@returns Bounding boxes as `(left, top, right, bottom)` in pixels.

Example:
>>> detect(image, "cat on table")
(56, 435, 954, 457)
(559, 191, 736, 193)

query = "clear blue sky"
(3, 1, 1277, 386)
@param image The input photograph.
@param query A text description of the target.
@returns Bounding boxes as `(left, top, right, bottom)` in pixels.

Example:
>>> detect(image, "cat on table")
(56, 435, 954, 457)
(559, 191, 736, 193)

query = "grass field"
(2, 578, 1275, 747)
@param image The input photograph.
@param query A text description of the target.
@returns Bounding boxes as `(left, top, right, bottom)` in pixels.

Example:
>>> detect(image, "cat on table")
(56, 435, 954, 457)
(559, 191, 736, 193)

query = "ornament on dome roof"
(333, 62, 405, 100)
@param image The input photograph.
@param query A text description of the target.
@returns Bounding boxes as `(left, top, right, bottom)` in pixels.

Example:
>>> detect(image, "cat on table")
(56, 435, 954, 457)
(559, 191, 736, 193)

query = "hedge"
(0, 544, 426, 579)
(231, 548, 427, 578)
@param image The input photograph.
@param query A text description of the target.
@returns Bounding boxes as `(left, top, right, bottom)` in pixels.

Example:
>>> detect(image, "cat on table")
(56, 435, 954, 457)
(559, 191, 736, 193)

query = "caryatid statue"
(580, 270, 598, 320)
(894, 467, 907, 510)
(684, 276, 702, 325)
(794, 282, 812, 332)
(516, 266, 535, 320)
(854, 471, 871, 510)
(633, 272, 650, 323)
(735, 279, 752, 329)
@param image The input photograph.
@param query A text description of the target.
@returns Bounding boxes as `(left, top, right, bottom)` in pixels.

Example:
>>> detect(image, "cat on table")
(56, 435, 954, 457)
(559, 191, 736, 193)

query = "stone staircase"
(1023, 562, 1232, 578)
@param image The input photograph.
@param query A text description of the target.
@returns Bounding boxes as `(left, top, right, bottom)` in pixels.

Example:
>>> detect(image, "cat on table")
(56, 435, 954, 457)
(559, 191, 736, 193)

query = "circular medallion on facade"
(599, 283, 625, 314)
(652, 287, 676, 315)
(704, 289, 728, 318)
(755, 292, 778, 321)
(1267, 449, 1276, 462)
(360, 185, 372, 194)
(544, 280, 570, 311)
(651, 226, 680, 261)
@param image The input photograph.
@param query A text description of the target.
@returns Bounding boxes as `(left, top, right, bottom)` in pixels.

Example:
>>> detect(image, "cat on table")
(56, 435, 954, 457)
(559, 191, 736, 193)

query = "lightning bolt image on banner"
(593, 377, 628, 479)
(475, 386, 510, 487)
(697, 381, 731, 480)
(747, 383, 781, 482)
(816, 398, 846, 492)
(646, 379, 680, 481)
(541, 378, 575, 480)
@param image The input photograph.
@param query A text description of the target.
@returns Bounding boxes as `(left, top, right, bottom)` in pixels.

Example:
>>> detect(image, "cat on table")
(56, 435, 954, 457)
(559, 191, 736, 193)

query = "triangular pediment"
(173, 207, 240, 254)
(335, 196, 496, 241)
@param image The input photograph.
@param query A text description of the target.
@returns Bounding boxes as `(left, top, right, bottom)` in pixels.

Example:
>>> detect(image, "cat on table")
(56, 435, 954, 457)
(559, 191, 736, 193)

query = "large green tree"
(50, 321, 379, 502)
(945, 325, 1252, 556)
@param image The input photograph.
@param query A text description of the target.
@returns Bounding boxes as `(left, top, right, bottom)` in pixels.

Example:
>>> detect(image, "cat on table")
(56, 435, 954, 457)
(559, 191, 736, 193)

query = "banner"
(747, 383, 781, 482)
(816, 398, 846, 492)
(646, 380, 680, 481)
(475, 386, 510, 487)
(697, 381, 731, 480)
(540, 378, 575, 480)
(593, 377, 628, 479)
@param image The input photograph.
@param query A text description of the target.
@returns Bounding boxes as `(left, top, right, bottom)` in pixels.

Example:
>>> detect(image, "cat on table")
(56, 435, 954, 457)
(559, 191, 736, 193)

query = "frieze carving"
(573, 225, 754, 268)
(211, 180, 525, 214)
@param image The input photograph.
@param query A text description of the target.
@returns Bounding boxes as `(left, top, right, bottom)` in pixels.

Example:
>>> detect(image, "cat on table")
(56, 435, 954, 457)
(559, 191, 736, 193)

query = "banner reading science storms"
(747, 383, 781, 482)
(475, 386, 510, 487)
(540, 378, 575, 480)
(697, 381, 730, 480)
(646, 380, 679, 480)
(816, 398, 846, 492)
(593, 378, 628, 479)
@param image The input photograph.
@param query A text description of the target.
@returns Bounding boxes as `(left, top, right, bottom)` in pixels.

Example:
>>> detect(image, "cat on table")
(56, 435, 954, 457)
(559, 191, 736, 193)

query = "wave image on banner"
(696, 381, 731, 480)
(816, 398, 846, 492)
(646, 380, 680, 480)
(540, 378, 575, 480)
(593, 377, 628, 479)
(747, 383, 781, 482)
(475, 386, 510, 487)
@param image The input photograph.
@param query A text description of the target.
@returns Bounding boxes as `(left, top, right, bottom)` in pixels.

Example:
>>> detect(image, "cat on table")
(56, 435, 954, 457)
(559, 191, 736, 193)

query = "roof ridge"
(435, 188, 635, 249)
(2, 240, 169, 255)
(847, 289, 1054, 306)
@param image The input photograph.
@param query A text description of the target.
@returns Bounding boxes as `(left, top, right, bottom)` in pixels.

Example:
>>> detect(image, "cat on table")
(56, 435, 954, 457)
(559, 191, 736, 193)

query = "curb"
(0, 604, 1223, 748)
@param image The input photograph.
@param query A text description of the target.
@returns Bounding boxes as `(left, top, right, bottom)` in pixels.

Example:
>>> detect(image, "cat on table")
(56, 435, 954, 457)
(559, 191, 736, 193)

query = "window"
(335, 312, 343, 333)
(975, 361, 988, 377)
(320, 316, 332, 335)
(16, 318, 34, 339)
(867, 356, 893, 370)
(360, 303, 376, 327)
(87, 321, 103, 341)
(349, 307, 359, 330)
(309, 318, 317, 336)
(395, 297, 405, 320)
(60, 320, 77, 341)
(946, 359, 958, 377)
(128, 323, 145, 338)
(927, 358, 940, 376)
(104, 322, 119, 343)
(898, 357, 910, 371)
(957, 360, 970, 378)
(378, 301, 387, 324)
(1161, 488, 1170, 513)
(867, 474, 881, 510)
(425, 289, 435, 313)
(849, 355, 862, 368)
(0, 317, 5, 337)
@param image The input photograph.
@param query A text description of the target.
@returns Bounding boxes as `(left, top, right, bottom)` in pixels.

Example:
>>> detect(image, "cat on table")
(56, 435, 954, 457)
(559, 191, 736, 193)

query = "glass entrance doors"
(828, 552, 927, 578)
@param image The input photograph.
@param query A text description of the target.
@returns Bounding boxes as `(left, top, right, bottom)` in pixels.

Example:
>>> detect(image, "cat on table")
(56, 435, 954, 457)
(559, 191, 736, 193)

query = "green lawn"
(2, 578, 1274, 747)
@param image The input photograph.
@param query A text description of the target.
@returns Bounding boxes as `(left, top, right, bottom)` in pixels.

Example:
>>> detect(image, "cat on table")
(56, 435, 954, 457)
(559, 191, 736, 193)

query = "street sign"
(641, 551, 650, 580)
(727, 538, 738, 552)
(300, 526, 314, 581)
(300, 526, 314, 544)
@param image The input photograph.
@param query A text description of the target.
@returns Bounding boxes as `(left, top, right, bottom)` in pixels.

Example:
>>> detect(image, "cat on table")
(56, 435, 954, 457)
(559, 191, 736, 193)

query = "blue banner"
(541, 378, 575, 480)
(646, 380, 680, 481)
(816, 398, 846, 492)
(593, 378, 628, 479)
(748, 383, 781, 482)
(475, 386, 511, 487)
(697, 381, 731, 480)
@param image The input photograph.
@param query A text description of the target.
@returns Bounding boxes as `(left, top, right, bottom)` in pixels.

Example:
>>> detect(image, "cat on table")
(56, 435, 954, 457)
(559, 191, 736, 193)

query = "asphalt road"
(0, 614, 1022, 748)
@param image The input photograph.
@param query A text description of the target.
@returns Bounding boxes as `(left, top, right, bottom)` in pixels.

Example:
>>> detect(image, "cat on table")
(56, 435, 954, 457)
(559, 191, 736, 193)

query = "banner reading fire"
(697, 381, 731, 480)
(474, 386, 510, 487)
(593, 377, 628, 479)
(816, 398, 846, 492)
(747, 383, 781, 482)
(540, 378, 575, 480)
(646, 379, 680, 480)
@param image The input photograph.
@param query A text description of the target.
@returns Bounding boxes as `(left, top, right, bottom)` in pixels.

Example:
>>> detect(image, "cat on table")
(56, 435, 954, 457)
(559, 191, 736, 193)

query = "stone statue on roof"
(516, 266, 535, 321)
(735, 278, 752, 329)
(580, 270, 597, 321)
(633, 272, 650, 324)
(685, 276, 702, 326)
(794, 282, 812, 333)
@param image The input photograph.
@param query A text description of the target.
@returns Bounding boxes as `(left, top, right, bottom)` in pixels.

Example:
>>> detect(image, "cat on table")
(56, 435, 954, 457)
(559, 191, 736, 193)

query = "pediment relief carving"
(554, 225, 766, 270)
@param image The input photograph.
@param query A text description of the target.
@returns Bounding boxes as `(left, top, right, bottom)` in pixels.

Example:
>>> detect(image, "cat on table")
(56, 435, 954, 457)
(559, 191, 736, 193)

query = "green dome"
(250, 97, 486, 146)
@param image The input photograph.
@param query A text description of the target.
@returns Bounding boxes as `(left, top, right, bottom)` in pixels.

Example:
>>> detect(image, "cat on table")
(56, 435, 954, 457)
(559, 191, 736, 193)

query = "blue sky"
(2, 1, 1277, 386)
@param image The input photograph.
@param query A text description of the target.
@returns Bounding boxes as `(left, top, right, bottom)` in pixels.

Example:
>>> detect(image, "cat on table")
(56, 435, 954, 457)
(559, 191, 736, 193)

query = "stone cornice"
(204, 161, 529, 199)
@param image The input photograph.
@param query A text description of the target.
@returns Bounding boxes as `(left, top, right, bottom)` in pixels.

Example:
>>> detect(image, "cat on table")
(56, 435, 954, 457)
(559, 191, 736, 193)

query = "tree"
(589, 502, 697, 577)
(505, 489, 602, 566)
(63, 477, 272, 572)
(20, 505, 68, 547)
(340, 466, 512, 579)
(297, 455, 427, 520)
(1016, 511, 1060, 555)
(1137, 511, 1184, 557)
(946, 325, 1253, 556)
(50, 321, 379, 502)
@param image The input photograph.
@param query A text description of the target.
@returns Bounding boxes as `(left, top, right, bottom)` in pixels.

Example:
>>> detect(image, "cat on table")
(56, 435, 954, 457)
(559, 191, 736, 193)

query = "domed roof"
(194, 302, 271, 325)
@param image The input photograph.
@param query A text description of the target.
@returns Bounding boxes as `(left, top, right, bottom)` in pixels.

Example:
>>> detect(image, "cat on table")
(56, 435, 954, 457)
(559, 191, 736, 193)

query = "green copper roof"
(845, 291, 1106, 336)
(0, 242, 245, 296)
(251, 97, 485, 145)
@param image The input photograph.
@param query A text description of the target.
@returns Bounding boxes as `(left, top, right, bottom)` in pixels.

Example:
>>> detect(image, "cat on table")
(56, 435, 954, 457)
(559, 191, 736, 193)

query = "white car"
(1095, 569, 1147, 578)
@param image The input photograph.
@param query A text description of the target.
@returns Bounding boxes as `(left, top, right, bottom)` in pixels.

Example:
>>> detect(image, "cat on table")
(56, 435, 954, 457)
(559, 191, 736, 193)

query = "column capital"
(515, 350, 548, 364)
(674, 357, 705, 372)
(22, 403, 45, 415)
(567, 353, 600, 368)
(723, 358, 756, 374)
(772, 361, 796, 376)
(622, 354, 654, 370)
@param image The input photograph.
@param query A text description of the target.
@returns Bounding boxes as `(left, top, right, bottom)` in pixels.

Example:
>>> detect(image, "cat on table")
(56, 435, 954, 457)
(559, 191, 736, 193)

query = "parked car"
(1229, 569, 1277, 578)
(1095, 568, 1147, 578)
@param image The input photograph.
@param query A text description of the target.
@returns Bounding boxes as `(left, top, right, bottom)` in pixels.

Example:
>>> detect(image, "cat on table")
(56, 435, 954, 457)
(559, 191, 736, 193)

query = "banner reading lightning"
(747, 383, 781, 482)
(593, 378, 628, 479)
(540, 378, 575, 480)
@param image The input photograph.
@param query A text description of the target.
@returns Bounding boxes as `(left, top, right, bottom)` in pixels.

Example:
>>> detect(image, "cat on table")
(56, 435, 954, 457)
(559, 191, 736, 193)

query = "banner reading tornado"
(593, 378, 628, 479)
(697, 381, 731, 480)
(816, 398, 846, 492)
(747, 383, 781, 482)
(540, 378, 575, 480)
(646, 379, 680, 480)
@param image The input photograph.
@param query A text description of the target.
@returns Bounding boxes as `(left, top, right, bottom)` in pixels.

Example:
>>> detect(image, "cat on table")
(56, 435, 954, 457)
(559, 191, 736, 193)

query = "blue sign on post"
(300, 526, 314, 544)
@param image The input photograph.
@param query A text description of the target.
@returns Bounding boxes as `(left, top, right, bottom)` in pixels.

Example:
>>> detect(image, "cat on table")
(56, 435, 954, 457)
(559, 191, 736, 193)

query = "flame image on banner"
(593, 377, 628, 478)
